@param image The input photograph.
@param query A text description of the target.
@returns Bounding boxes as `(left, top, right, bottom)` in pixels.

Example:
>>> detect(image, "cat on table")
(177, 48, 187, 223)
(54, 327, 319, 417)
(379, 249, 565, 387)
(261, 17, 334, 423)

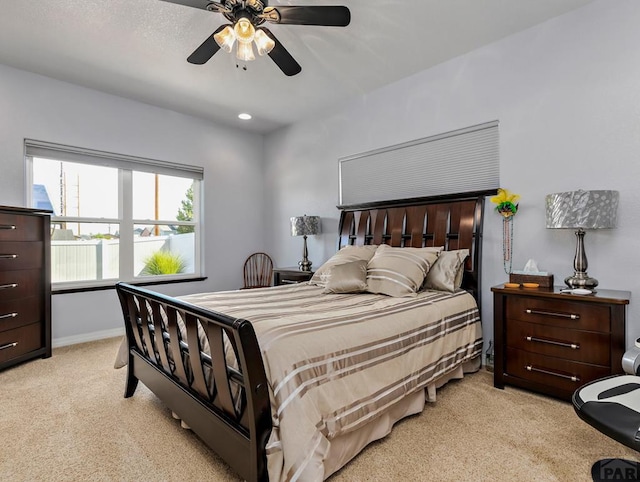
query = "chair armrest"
(622, 342, 640, 375)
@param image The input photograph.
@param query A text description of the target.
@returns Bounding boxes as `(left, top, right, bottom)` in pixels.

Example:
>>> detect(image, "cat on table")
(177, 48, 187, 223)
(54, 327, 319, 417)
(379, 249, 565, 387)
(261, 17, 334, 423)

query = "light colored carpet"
(1, 337, 637, 481)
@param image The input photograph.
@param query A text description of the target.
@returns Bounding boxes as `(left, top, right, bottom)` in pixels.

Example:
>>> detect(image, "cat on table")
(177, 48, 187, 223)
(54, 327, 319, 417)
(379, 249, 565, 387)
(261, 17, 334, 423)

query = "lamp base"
(298, 260, 313, 272)
(298, 234, 313, 271)
(564, 273, 599, 289)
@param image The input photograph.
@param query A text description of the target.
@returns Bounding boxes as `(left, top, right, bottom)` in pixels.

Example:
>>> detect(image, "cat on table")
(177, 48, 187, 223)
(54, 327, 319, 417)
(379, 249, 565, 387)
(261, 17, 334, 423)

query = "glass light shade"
(254, 29, 275, 56)
(234, 18, 255, 43)
(213, 26, 235, 53)
(236, 41, 255, 61)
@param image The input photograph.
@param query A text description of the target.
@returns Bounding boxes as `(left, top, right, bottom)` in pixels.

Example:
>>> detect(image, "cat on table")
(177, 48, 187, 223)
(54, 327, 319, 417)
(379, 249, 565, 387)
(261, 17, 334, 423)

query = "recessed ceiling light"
(238, 113, 252, 120)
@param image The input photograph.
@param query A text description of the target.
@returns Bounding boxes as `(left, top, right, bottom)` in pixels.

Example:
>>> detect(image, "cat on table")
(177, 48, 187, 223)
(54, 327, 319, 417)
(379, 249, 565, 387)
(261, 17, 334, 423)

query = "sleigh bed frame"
(116, 190, 491, 482)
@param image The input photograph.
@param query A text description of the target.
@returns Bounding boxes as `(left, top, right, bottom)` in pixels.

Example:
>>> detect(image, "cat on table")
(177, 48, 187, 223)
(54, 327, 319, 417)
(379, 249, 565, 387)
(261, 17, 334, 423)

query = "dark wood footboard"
(116, 282, 271, 482)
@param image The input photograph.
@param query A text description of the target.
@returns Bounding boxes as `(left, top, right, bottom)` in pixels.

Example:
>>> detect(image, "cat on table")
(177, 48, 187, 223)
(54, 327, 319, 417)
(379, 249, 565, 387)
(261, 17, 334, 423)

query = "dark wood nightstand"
(492, 284, 630, 401)
(273, 267, 314, 286)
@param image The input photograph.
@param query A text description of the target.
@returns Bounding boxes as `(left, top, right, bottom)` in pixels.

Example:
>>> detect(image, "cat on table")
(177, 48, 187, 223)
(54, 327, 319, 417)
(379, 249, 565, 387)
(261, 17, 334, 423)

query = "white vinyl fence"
(51, 233, 194, 282)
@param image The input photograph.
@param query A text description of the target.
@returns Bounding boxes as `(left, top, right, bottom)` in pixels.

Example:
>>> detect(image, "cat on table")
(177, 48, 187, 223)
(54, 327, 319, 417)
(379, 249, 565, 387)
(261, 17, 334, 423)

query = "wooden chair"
(243, 252, 274, 289)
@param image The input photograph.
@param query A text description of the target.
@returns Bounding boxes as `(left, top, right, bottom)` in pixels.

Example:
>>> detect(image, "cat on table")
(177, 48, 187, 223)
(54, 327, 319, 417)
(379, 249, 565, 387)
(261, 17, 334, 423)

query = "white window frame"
(24, 139, 204, 291)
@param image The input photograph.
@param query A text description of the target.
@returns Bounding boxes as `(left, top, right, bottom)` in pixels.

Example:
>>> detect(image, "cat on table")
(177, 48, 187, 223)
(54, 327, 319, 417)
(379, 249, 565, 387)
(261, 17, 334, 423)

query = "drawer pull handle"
(525, 308, 580, 320)
(280, 280, 300, 284)
(0, 225, 16, 230)
(0, 283, 18, 290)
(0, 312, 18, 320)
(525, 364, 580, 382)
(526, 336, 580, 350)
(0, 254, 18, 259)
(0, 341, 18, 351)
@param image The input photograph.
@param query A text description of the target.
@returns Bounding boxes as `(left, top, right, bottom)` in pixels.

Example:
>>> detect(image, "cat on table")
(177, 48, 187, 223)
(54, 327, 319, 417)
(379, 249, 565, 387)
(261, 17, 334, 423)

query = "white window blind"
(339, 121, 499, 205)
(25, 139, 203, 180)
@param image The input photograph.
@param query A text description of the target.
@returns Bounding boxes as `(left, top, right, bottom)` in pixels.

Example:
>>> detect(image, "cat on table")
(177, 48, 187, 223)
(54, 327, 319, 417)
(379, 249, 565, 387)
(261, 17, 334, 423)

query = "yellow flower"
(491, 188, 520, 218)
(490, 188, 520, 206)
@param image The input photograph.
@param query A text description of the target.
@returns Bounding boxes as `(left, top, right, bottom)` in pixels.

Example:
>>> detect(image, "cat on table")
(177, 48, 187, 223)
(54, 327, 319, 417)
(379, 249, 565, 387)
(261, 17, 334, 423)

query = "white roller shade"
(25, 139, 203, 180)
(339, 121, 499, 205)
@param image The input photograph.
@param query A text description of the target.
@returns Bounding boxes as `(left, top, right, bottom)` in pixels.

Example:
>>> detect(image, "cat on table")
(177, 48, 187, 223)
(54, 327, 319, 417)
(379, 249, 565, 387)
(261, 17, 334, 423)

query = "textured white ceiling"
(0, 0, 594, 133)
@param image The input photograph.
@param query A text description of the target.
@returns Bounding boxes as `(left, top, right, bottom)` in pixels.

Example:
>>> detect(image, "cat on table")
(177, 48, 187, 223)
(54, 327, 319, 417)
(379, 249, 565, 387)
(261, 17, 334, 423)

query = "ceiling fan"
(161, 0, 351, 76)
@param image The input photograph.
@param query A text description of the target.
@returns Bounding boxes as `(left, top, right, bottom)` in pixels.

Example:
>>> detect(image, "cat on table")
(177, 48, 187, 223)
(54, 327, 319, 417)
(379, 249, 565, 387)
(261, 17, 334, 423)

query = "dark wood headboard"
(337, 190, 494, 307)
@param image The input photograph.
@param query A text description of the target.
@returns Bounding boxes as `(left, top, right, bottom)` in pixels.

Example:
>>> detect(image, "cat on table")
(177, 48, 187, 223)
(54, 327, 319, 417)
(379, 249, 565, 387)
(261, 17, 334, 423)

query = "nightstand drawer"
(0, 323, 43, 364)
(0, 270, 43, 302)
(273, 268, 314, 286)
(279, 273, 311, 284)
(506, 320, 610, 365)
(0, 242, 43, 271)
(0, 212, 43, 242)
(0, 297, 42, 332)
(506, 348, 610, 394)
(506, 295, 610, 332)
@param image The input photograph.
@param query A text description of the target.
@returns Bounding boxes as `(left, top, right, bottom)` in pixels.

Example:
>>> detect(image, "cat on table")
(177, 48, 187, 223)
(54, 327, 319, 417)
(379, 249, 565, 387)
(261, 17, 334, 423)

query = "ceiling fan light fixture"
(254, 29, 275, 56)
(236, 40, 255, 61)
(234, 17, 255, 43)
(213, 25, 236, 52)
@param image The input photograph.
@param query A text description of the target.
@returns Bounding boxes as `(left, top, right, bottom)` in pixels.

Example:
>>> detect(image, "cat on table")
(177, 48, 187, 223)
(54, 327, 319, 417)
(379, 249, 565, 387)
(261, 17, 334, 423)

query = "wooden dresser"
(0, 206, 51, 370)
(492, 284, 629, 401)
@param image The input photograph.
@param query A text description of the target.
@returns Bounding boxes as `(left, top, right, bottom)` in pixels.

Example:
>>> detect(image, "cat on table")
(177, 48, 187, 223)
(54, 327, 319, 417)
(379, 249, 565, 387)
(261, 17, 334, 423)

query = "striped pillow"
(366, 244, 442, 297)
(310, 245, 378, 287)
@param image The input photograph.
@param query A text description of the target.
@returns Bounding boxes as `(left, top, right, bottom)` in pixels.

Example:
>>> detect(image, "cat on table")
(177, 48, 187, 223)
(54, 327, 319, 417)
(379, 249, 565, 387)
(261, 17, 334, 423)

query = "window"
(25, 140, 203, 290)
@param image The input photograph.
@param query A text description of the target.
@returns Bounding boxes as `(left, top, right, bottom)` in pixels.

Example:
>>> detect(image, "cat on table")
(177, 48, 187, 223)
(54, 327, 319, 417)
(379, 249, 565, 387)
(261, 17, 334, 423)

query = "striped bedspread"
(180, 283, 482, 481)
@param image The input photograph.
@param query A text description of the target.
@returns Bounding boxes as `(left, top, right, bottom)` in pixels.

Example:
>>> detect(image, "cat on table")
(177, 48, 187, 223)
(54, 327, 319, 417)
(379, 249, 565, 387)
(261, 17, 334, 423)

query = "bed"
(116, 191, 491, 481)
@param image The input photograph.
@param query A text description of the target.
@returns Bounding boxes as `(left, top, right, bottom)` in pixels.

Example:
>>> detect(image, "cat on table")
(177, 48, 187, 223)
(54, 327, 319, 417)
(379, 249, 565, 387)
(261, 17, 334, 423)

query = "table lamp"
(545, 189, 618, 288)
(290, 215, 321, 271)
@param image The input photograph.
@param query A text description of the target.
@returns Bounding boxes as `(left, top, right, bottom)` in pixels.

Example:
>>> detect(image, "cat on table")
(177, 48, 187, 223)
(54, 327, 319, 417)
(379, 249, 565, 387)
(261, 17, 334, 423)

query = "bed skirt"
(315, 357, 480, 479)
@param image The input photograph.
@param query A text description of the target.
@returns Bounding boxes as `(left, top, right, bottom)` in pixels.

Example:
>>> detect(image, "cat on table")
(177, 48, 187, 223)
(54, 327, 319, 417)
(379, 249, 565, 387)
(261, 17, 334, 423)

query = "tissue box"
(509, 273, 554, 288)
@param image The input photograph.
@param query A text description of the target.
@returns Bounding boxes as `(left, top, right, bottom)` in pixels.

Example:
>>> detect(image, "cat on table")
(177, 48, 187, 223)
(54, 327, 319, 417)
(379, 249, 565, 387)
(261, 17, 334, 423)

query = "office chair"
(573, 341, 640, 481)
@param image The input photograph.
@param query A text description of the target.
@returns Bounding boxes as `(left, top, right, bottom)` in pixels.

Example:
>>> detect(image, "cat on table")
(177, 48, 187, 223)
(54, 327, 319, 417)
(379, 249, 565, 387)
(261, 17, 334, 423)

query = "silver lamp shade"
(290, 215, 321, 271)
(545, 190, 619, 288)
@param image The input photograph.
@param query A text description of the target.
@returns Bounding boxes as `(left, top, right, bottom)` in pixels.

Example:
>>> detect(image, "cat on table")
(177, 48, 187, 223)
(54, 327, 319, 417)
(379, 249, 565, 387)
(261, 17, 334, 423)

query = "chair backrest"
(243, 252, 274, 289)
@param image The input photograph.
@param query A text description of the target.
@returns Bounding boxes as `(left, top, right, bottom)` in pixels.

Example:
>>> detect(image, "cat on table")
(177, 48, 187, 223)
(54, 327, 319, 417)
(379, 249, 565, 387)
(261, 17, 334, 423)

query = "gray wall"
(0, 63, 265, 344)
(2, 0, 639, 351)
(264, 0, 640, 349)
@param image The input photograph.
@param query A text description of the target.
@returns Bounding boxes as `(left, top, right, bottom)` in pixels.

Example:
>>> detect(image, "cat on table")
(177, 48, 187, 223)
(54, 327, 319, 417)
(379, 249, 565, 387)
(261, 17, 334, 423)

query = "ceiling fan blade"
(187, 25, 227, 64)
(261, 28, 302, 77)
(267, 6, 350, 27)
(159, 0, 225, 12)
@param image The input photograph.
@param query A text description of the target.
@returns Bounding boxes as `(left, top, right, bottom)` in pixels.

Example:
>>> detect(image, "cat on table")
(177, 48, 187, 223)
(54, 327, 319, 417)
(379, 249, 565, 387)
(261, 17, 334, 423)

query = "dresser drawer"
(506, 320, 610, 365)
(506, 347, 610, 394)
(0, 242, 43, 271)
(0, 212, 43, 242)
(0, 323, 43, 364)
(0, 270, 43, 302)
(506, 295, 610, 332)
(0, 297, 42, 333)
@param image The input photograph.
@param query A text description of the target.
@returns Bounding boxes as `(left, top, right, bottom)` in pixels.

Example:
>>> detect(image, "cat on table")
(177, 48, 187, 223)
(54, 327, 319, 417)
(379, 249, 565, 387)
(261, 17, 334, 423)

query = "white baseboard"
(52, 327, 125, 348)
